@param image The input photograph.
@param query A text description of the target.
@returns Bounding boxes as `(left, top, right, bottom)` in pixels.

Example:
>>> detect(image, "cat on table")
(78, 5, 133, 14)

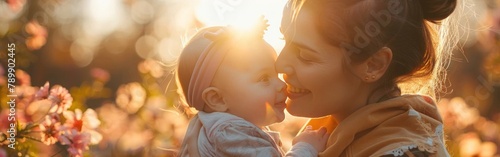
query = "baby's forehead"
(221, 40, 276, 71)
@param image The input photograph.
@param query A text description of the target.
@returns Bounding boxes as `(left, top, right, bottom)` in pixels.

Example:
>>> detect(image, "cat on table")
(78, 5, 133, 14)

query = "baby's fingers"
(317, 127, 327, 135)
(317, 127, 330, 142)
(322, 131, 330, 142)
(304, 125, 313, 132)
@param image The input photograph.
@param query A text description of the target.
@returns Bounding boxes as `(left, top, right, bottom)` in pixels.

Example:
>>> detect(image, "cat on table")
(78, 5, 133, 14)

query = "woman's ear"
(362, 47, 393, 82)
(201, 87, 228, 112)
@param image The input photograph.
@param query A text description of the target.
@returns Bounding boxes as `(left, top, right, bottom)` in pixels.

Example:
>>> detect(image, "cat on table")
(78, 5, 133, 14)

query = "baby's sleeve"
(212, 122, 282, 157)
(285, 142, 318, 157)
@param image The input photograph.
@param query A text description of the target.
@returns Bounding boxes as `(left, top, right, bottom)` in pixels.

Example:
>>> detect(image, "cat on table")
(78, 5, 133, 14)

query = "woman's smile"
(285, 84, 311, 98)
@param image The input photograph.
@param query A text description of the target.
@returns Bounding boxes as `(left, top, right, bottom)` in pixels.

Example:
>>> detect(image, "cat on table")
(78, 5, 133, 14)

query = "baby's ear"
(202, 87, 228, 112)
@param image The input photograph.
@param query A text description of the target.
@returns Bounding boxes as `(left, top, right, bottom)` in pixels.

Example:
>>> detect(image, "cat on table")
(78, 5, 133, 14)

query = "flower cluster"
(0, 70, 102, 157)
(1, 61, 191, 156)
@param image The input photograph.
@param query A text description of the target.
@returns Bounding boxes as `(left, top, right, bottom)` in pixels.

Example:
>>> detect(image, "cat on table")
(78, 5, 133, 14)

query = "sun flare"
(195, 0, 288, 53)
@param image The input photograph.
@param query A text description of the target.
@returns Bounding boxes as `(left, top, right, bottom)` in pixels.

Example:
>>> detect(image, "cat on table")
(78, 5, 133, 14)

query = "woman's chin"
(286, 100, 327, 118)
(286, 99, 309, 116)
(286, 104, 311, 117)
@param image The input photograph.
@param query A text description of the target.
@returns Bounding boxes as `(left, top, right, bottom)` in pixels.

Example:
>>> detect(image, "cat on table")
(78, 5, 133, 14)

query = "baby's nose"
(276, 79, 286, 92)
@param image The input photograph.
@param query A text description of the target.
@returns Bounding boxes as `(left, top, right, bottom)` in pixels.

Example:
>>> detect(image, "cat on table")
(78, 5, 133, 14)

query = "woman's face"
(276, 8, 363, 118)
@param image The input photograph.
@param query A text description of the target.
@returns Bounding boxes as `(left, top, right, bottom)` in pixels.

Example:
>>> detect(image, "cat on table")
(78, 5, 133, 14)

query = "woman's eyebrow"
(291, 41, 317, 53)
(280, 27, 318, 53)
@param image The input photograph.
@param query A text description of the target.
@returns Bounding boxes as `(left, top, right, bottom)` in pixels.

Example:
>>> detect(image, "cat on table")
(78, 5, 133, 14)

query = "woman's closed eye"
(289, 45, 313, 63)
(297, 51, 314, 63)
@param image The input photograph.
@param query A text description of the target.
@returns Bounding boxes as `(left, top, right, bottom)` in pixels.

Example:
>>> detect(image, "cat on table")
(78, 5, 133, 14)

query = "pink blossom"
(59, 129, 91, 157)
(39, 114, 63, 145)
(48, 85, 73, 114)
(35, 82, 50, 100)
(63, 109, 102, 144)
(63, 109, 84, 131)
(63, 109, 101, 130)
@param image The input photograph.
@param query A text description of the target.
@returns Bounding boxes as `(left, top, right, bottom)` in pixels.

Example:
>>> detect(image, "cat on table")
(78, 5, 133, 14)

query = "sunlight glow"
(195, 0, 288, 53)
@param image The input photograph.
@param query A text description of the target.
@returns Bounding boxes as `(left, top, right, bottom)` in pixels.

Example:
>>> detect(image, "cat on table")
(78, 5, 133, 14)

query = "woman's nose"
(275, 50, 294, 75)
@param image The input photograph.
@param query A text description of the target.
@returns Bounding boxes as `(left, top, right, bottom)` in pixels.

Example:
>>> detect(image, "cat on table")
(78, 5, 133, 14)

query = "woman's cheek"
(309, 66, 347, 112)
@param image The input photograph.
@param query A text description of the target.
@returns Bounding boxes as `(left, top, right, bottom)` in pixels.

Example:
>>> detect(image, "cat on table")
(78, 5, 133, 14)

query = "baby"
(177, 24, 328, 157)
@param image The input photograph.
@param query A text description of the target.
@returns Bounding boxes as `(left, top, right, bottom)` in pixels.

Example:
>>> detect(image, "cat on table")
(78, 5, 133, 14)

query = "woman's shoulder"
(345, 94, 447, 157)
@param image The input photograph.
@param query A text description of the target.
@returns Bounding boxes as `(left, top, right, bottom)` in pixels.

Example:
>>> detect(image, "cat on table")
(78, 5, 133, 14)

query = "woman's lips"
(286, 84, 311, 98)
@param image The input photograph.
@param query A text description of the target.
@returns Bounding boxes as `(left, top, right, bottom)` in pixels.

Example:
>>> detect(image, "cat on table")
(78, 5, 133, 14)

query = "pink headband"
(187, 28, 232, 111)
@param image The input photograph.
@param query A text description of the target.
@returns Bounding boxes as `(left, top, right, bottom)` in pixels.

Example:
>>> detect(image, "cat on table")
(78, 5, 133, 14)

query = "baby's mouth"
(274, 100, 286, 108)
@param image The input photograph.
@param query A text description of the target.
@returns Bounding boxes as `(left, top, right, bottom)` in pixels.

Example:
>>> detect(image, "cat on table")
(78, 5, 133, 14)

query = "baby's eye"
(259, 74, 270, 83)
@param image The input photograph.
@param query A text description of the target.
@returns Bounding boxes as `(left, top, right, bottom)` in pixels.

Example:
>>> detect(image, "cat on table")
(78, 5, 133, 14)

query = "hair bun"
(418, 0, 457, 23)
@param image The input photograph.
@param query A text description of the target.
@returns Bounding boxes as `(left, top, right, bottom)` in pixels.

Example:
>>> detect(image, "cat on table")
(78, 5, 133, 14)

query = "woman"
(276, 0, 458, 156)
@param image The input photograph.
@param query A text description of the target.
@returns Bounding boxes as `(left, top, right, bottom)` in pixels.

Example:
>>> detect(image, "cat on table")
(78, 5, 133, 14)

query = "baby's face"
(211, 40, 287, 127)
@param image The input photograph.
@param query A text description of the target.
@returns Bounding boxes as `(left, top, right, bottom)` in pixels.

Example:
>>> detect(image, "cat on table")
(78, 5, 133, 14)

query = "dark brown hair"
(289, 0, 457, 96)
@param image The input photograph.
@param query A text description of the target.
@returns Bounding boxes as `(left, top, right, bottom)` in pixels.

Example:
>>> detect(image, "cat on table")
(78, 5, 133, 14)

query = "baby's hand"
(292, 126, 329, 152)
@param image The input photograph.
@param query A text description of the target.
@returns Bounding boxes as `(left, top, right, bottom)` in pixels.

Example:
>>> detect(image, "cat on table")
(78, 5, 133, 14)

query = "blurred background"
(0, 0, 499, 156)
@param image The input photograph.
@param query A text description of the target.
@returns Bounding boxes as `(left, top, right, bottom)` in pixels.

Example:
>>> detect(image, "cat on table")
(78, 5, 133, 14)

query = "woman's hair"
(286, 0, 464, 98)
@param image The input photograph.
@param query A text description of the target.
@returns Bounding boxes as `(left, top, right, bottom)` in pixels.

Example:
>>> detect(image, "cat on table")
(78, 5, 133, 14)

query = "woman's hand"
(292, 126, 330, 152)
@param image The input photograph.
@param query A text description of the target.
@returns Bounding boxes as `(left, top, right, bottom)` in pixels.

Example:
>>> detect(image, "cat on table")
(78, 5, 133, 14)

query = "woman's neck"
(366, 83, 401, 104)
(331, 83, 401, 122)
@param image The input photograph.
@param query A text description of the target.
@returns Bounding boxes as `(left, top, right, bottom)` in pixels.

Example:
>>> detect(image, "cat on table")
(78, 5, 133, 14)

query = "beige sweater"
(304, 95, 450, 157)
